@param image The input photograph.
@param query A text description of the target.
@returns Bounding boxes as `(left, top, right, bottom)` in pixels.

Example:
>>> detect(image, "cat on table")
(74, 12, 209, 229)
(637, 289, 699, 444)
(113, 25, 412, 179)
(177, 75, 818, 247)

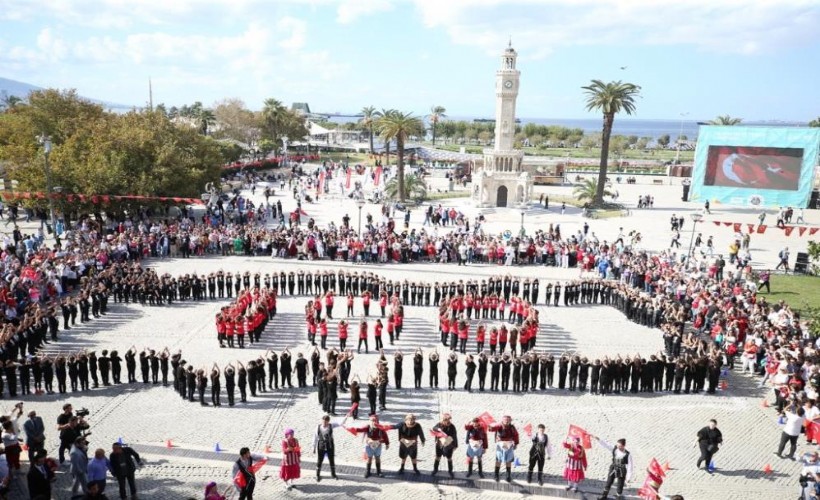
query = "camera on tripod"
(75, 408, 90, 418)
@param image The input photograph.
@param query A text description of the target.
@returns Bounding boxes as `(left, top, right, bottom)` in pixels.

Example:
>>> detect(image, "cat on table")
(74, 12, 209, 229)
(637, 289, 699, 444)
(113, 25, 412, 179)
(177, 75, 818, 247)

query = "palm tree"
(573, 178, 613, 204)
(198, 108, 216, 135)
(809, 117, 820, 127)
(385, 174, 427, 201)
(375, 108, 395, 166)
(262, 98, 287, 145)
(1, 95, 23, 111)
(359, 106, 377, 154)
(708, 115, 742, 126)
(582, 79, 641, 205)
(377, 111, 424, 202)
(428, 105, 447, 146)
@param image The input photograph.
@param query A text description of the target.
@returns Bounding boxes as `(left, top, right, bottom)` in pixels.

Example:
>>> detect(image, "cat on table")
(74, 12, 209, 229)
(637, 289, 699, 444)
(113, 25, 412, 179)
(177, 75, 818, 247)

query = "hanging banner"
(785, 226, 795, 236)
(345, 169, 352, 189)
(374, 165, 383, 186)
(757, 225, 767, 234)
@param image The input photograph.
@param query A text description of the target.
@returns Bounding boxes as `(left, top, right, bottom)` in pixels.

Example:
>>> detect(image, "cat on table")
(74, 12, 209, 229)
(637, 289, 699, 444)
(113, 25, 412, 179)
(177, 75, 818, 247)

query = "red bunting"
(713, 221, 721, 226)
(747, 224, 756, 233)
(785, 226, 795, 236)
(732, 223, 741, 232)
(757, 225, 767, 234)
(800, 227, 808, 237)
(722, 222, 732, 226)
(811, 228, 820, 236)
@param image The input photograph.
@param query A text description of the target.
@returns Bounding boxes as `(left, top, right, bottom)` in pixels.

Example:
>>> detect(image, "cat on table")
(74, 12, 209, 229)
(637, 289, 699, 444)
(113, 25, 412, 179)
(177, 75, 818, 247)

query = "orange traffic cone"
(662, 461, 670, 472)
(761, 399, 770, 408)
(720, 380, 728, 390)
(166, 439, 174, 449)
(763, 464, 772, 474)
(264, 445, 272, 454)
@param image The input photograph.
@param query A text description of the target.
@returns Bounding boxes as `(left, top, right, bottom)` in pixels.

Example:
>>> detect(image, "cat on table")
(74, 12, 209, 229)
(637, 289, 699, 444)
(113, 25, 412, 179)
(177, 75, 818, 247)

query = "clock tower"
(473, 42, 531, 208)
(494, 42, 520, 151)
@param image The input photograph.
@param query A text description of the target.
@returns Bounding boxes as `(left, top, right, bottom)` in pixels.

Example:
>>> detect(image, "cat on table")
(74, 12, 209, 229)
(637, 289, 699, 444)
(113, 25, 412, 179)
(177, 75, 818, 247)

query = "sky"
(1, 0, 819, 122)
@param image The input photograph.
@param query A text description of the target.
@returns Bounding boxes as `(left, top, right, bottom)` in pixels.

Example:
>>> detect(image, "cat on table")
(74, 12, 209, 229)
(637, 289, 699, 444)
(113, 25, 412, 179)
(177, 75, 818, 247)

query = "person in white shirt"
(776, 402, 806, 459)
(593, 435, 633, 499)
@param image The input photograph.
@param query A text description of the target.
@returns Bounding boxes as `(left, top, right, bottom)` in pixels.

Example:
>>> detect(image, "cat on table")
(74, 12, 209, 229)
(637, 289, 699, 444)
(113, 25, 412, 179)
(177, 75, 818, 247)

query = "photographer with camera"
(57, 404, 90, 464)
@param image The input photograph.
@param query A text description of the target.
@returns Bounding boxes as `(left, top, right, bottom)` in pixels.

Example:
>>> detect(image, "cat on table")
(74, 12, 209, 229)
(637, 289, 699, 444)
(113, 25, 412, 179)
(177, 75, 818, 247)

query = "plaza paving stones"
(10, 174, 819, 499)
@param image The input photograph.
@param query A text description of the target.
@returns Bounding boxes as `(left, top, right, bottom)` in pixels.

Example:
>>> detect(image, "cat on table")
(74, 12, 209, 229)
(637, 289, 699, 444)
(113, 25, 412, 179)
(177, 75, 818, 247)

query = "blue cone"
(778, 415, 786, 425)
(214, 443, 222, 453)
(708, 460, 715, 472)
(117, 437, 124, 445)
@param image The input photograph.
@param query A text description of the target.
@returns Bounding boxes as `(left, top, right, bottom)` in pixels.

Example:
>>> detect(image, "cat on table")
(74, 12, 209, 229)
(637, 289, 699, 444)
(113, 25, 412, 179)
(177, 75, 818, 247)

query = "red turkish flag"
(567, 424, 592, 449)
(785, 226, 795, 236)
(477, 411, 496, 429)
(733, 223, 741, 232)
(430, 430, 447, 438)
(757, 225, 767, 234)
(342, 426, 358, 436)
(800, 227, 808, 237)
(811, 228, 819, 236)
(638, 486, 659, 500)
(523, 423, 533, 437)
(649, 457, 666, 478)
(747, 224, 756, 233)
(233, 457, 267, 489)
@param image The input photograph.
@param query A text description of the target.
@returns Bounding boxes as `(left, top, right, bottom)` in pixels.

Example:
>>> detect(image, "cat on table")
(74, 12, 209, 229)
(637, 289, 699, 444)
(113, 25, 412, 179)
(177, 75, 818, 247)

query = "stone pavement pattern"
(7, 173, 819, 499)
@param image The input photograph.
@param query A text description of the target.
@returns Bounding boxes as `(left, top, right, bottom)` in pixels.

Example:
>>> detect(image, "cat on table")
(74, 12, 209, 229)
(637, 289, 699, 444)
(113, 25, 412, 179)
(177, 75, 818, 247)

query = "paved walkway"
(4, 172, 817, 499)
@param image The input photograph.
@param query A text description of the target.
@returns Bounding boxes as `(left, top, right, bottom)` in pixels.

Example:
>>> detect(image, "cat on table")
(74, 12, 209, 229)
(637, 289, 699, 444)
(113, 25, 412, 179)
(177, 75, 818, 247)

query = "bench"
(652, 179, 665, 185)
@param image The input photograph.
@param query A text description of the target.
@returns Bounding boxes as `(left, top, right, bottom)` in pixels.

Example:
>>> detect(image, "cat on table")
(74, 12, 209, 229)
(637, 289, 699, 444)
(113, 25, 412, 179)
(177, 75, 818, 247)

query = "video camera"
(75, 408, 90, 418)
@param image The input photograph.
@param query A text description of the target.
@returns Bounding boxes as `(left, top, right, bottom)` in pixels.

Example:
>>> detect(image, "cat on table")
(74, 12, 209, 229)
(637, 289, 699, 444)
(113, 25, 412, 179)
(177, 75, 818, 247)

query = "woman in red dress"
(280, 429, 301, 490)
(562, 436, 587, 492)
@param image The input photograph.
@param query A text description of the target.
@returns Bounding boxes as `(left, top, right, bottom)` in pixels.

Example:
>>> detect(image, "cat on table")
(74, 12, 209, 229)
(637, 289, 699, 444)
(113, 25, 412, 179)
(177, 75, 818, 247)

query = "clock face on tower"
(504, 80, 513, 89)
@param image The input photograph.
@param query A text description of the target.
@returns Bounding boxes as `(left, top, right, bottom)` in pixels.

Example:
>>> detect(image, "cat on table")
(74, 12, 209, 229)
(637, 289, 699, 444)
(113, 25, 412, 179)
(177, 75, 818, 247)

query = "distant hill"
(0, 77, 133, 110)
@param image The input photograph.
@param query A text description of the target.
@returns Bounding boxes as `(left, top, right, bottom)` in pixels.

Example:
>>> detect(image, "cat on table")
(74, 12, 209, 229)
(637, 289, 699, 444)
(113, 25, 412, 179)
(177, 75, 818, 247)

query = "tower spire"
(508, 36, 512, 48)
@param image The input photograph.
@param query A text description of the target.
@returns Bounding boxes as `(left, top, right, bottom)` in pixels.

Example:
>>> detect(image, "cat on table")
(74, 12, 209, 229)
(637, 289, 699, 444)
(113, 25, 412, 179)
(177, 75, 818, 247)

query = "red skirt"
(280, 463, 301, 481)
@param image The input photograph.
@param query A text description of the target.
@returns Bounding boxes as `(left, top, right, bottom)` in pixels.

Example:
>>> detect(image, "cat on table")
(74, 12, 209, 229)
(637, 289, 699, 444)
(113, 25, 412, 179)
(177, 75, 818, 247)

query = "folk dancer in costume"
(314, 415, 346, 482)
(280, 429, 301, 491)
(395, 414, 425, 475)
(562, 436, 587, 492)
(464, 417, 488, 478)
(350, 413, 390, 478)
(593, 435, 634, 500)
(528, 424, 552, 485)
(431, 413, 458, 478)
(232, 447, 267, 500)
(488, 415, 520, 483)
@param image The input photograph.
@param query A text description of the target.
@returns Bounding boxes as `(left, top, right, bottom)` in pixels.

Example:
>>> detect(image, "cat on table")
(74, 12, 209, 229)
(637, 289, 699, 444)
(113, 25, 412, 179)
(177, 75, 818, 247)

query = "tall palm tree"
(708, 115, 742, 126)
(582, 79, 641, 205)
(375, 108, 396, 166)
(808, 117, 820, 127)
(198, 108, 216, 135)
(385, 174, 427, 201)
(573, 178, 613, 204)
(359, 106, 377, 154)
(377, 111, 424, 202)
(262, 98, 287, 145)
(428, 105, 447, 146)
(1, 95, 23, 111)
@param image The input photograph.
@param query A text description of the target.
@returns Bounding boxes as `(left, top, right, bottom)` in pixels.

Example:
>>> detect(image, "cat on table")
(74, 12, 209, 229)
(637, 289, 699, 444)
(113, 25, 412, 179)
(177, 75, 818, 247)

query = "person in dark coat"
(109, 442, 142, 499)
(27, 449, 55, 498)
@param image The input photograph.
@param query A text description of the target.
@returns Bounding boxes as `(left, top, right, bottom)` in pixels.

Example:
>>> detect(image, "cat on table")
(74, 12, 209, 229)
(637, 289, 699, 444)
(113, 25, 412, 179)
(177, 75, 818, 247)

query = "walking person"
(109, 442, 142, 500)
(776, 403, 805, 460)
(696, 419, 723, 469)
(232, 447, 266, 500)
(70, 436, 89, 496)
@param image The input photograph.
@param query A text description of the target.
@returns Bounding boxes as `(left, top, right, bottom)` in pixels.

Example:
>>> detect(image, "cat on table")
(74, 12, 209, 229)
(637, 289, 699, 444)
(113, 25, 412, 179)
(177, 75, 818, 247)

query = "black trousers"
(777, 432, 798, 458)
(697, 442, 717, 466)
(116, 471, 137, 499)
(317, 447, 336, 471)
(238, 480, 255, 500)
(601, 469, 625, 496)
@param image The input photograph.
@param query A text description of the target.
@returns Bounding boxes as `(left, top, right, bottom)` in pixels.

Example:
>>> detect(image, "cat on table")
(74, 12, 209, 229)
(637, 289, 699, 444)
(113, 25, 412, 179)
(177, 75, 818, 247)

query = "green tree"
(385, 174, 427, 201)
(636, 137, 650, 150)
(262, 98, 287, 146)
(478, 130, 492, 145)
(213, 98, 259, 145)
(573, 178, 613, 204)
(582, 79, 641, 205)
(428, 105, 447, 146)
(657, 134, 671, 148)
(197, 108, 216, 136)
(377, 110, 424, 202)
(359, 106, 377, 154)
(0, 95, 24, 112)
(708, 115, 742, 125)
(809, 117, 820, 127)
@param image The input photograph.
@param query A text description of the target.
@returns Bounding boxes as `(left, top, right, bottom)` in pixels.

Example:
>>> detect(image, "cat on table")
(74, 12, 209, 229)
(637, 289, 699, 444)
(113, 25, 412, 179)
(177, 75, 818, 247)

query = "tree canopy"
(0, 89, 224, 211)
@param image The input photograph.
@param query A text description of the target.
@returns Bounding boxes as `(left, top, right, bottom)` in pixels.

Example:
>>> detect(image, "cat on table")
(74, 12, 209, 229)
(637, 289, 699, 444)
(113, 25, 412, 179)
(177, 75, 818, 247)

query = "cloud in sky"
(412, 0, 820, 57)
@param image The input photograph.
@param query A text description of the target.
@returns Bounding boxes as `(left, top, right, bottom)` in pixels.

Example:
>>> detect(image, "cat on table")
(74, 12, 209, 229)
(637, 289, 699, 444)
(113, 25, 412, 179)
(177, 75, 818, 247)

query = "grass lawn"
(431, 144, 694, 163)
(765, 274, 820, 311)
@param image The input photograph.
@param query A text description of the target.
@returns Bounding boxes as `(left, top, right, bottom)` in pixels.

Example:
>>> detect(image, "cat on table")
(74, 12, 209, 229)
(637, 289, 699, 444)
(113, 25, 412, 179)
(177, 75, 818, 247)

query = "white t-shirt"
(784, 412, 806, 436)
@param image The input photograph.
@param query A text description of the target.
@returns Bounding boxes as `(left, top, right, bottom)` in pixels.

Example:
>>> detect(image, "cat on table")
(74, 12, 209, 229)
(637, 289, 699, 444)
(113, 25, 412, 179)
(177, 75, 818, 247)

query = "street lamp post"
(39, 135, 57, 237)
(675, 112, 689, 164)
(687, 212, 703, 258)
(356, 198, 365, 235)
(519, 207, 526, 236)
(282, 136, 289, 169)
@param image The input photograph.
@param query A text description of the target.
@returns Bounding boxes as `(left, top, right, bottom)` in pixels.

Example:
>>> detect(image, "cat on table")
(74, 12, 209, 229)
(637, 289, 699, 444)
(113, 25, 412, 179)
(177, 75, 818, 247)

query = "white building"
(472, 43, 533, 208)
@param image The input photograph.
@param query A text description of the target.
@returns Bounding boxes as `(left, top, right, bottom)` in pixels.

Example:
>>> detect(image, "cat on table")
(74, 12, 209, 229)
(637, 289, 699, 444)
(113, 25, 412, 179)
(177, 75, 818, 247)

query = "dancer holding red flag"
(348, 413, 390, 478)
(488, 415, 519, 483)
(232, 447, 268, 500)
(562, 436, 587, 492)
(431, 413, 458, 478)
(464, 416, 488, 478)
